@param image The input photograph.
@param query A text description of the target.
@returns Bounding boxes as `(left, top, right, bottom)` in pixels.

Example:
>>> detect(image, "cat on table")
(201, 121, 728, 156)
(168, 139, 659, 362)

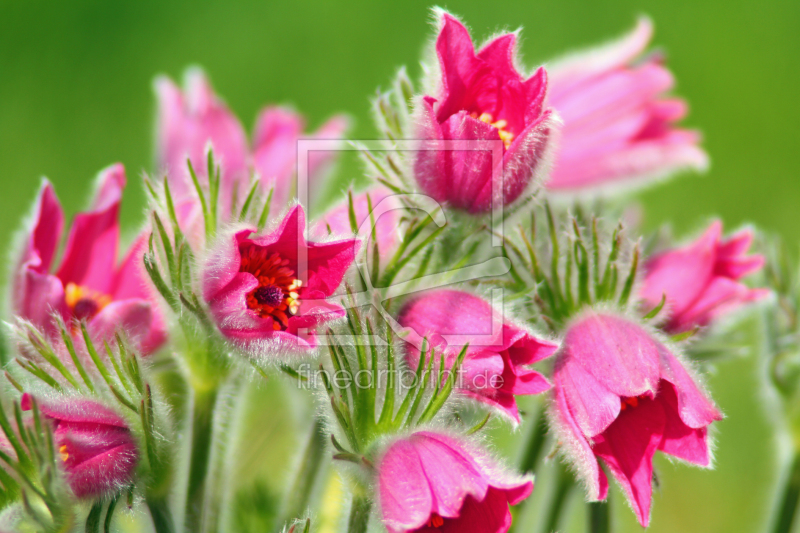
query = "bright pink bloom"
(546, 17, 708, 191)
(551, 312, 722, 527)
(155, 69, 347, 214)
(413, 13, 554, 213)
(21, 393, 138, 499)
(378, 431, 532, 533)
(641, 221, 768, 333)
(201, 205, 359, 349)
(397, 290, 557, 422)
(312, 187, 402, 258)
(12, 165, 165, 355)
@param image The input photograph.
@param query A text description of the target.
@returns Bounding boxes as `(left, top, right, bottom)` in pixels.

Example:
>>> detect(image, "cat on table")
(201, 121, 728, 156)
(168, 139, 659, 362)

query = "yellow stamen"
(469, 112, 515, 149)
(59, 444, 69, 462)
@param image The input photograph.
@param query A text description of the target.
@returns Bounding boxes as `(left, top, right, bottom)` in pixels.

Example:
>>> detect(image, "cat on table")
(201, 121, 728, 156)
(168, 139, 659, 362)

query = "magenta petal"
(593, 396, 665, 528)
(565, 313, 661, 398)
(202, 227, 256, 301)
(22, 394, 128, 428)
(551, 384, 609, 501)
(657, 346, 723, 429)
(15, 270, 67, 334)
(89, 299, 154, 350)
(22, 181, 64, 274)
(412, 434, 488, 518)
(66, 440, 138, 498)
(56, 164, 126, 294)
(379, 439, 434, 532)
(656, 382, 712, 466)
(554, 355, 621, 438)
(432, 488, 515, 533)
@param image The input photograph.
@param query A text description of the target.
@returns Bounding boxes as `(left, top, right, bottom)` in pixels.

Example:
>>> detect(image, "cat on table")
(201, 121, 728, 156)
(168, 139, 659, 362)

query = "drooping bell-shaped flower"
(397, 290, 557, 422)
(545, 17, 708, 191)
(21, 393, 138, 499)
(641, 221, 768, 333)
(12, 165, 165, 355)
(155, 69, 348, 218)
(201, 205, 359, 350)
(378, 431, 532, 533)
(550, 312, 722, 527)
(413, 12, 555, 213)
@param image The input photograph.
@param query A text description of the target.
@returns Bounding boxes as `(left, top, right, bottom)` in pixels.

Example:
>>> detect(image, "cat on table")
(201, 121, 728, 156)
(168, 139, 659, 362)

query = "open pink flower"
(312, 187, 402, 259)
(546, 17, 707, 191)
(378, 431, 532, 533)
(201, 205, 358, 349)
(12, 165, 165, 355)
(413, 13, 554, 213)
(641, 221, 768, 333)
(155, 69, 348, 217)
(21, 393, 138, 499)
(550, 312, 722, 527)
(397, 290, 557, 422)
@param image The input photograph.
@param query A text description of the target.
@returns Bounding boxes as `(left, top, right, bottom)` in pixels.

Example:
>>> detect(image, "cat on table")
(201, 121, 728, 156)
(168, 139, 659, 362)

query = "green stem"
(184, 386, 219, 532)
(279, 417, 328, 527)
(588, 499, 610, 533)
(347, 496, 372, 533)
(542, 467, 574, 533)
(772, 450, 800, 533)
(147, 498, 176, 533)
(519, 408, 548, 474)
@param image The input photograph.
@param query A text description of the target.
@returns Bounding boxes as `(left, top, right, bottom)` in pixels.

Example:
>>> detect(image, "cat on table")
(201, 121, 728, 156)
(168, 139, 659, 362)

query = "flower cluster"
(0, 9, 777, 533)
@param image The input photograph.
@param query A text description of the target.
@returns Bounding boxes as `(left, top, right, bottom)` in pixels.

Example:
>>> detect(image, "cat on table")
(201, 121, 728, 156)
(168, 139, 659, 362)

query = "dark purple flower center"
(253, 285, 284, 307)
(72, 298, 100, 321)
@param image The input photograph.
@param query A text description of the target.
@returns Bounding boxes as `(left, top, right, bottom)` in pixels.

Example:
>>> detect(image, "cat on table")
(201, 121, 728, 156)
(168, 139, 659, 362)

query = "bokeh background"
(0, 1, 798, 532)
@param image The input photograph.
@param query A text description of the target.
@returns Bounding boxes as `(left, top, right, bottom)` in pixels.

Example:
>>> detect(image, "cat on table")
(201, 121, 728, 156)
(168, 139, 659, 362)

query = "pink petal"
(89, 299, 154, 350)
(22, 394, 128, 428)
(656, 381, 712, 466)
(551, 384, 609, 501)
(379, 439, 434, 531)
(56, 164, 125, 294)
(657, 346, 723, 429)
(593, 396, 665, 528)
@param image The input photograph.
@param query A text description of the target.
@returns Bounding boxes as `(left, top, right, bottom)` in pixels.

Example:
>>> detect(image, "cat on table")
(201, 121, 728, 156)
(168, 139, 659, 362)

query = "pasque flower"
(21, 393, 138, 499)
(545, 17, 708, 191)
(641, 221, 768, 333)
(397, 290, 557, 422)
(202, 205, 359, 349)
(413, 13, 555, 213)
(155, 69, 348, 216)
(550, 312, 722, 527)
(378, 431, 532, 533)
(12, 164, 165, 355)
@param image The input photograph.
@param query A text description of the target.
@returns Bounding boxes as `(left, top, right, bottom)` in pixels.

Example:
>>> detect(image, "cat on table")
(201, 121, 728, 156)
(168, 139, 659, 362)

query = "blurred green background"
(0, 1, 797, 532)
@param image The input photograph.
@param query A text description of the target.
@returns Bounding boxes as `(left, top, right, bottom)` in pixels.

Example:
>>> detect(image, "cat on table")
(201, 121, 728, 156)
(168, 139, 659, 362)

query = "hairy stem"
(279, 417, 327, 528)
(519, 407, 548, 474)
(772, 450, 800, 533)
(588, 499, 610, 533)
(347, 496, 372, 533)
(147, 498, 176, 533)
(542, 466, 574, 533)
(184, 386, 219, 532)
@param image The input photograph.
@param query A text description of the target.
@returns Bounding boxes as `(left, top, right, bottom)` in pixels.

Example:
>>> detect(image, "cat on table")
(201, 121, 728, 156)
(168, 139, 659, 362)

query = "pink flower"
(12, 165, 165, 355)
(641, 221, 768, 333)
(21, 393, 138, 499)
(546, 17, 708, 191)
(550, 312, 722, 527)
(201, 205, 359, 349)
(155, 69, 348, 216)
(397, 290, 557, 422)
(378, 431, 532, 533)
(312, 187, 402, 258)
(413, 13, 555, 213)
